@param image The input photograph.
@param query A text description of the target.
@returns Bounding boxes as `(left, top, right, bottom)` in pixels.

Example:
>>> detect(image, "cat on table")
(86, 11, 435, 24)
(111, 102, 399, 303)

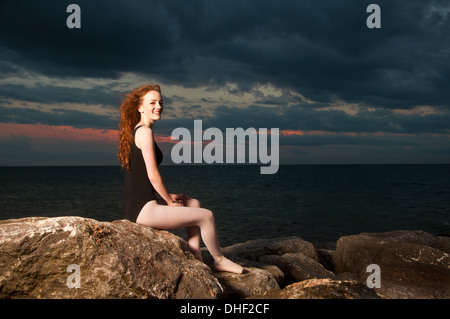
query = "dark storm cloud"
(0, 106, 118, 129)
(0, 133, 117, 166)
(0, 83, 122, 106)
(1, 0, 449, 110)
(197, 104, 450, 135)
(151, 103, 450, 153)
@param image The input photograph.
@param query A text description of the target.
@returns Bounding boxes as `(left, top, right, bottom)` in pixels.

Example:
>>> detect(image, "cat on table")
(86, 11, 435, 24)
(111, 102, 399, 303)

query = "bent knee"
(201, 208, 214, 222)
(187, 198, 201, 208)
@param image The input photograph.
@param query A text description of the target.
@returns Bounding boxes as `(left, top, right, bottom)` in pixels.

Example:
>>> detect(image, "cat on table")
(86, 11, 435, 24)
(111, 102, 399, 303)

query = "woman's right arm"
(135, 126, 182, 207)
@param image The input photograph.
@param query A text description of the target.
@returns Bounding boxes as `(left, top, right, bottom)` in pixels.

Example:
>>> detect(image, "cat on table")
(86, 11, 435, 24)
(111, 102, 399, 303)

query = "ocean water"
(0, 164, 449, 246)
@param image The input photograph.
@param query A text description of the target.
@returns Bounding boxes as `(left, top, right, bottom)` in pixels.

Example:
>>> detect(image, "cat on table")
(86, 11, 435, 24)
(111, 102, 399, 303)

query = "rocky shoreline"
(0, 216, 449, 299)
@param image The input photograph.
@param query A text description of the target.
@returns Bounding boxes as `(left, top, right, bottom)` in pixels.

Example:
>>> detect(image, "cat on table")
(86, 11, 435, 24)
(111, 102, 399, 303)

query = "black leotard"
(123, 125, 163, 222)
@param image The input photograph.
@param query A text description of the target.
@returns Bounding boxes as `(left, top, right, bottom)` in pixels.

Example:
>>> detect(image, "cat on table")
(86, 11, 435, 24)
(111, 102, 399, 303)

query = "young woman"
(118, 84, 244, 274)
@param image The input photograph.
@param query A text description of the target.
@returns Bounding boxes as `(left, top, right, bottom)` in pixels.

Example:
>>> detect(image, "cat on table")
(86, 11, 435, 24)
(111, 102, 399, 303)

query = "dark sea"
(0, 164, 449, 246)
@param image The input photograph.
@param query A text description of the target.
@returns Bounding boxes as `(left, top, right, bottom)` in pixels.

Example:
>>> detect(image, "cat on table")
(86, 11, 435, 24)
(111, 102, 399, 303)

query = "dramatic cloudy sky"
(0, 0, 449, 166)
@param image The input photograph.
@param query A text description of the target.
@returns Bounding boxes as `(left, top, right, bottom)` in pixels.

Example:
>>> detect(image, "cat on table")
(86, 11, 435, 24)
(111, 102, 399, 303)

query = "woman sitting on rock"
(118, 84, 244, 274)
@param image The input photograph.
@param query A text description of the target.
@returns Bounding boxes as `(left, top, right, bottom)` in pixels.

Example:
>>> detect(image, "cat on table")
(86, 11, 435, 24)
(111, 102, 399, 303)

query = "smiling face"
(138, 90, 164, 125)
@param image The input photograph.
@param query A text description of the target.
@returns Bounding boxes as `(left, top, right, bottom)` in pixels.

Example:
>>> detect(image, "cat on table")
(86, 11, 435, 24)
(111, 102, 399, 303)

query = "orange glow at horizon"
(0, 123, 175, 144)
(280, 129, 305, 136)
(0, 123, 118, 143)
(2, 123, 444, 147)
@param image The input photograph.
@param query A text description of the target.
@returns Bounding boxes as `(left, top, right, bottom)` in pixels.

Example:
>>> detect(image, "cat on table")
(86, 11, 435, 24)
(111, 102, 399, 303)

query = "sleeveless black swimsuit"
(123, 125, 163, 222)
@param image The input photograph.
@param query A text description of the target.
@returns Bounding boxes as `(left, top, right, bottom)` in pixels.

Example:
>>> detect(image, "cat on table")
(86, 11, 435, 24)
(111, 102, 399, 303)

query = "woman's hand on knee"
(170, 193, 191, 206)
(168, 199, 184, 207)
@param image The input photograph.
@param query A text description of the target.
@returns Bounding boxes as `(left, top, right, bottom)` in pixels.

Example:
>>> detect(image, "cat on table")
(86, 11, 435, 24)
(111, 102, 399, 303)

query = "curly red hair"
(117, 84, 161, 171)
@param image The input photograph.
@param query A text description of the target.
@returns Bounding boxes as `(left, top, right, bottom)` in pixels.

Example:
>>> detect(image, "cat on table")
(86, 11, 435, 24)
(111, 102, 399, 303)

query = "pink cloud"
(0, 123, 117, 143)
(0, 123, 177, 145)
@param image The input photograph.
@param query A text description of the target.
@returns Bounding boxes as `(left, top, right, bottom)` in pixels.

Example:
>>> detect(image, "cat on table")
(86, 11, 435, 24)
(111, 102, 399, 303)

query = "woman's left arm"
(137, 126, 181, 206)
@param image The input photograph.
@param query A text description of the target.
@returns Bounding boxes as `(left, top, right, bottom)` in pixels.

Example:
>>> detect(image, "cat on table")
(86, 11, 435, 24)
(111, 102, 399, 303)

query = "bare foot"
(213, 255, 244, 274)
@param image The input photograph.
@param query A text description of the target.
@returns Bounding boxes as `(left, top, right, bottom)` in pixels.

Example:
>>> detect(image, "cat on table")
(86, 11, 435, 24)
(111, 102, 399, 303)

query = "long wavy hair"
(118, 84, 161, 171)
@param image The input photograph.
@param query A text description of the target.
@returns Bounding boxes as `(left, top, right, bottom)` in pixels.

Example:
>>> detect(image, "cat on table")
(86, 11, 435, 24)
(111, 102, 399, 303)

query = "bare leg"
(136, 200, 243, 274)
(186, 227, 203, 261)
(155, 198, 203, 261)
(185, 199, 203, 262)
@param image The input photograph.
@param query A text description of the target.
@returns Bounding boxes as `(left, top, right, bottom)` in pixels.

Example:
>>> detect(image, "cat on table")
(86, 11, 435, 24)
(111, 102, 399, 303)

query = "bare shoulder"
(135, 125, 153, 149)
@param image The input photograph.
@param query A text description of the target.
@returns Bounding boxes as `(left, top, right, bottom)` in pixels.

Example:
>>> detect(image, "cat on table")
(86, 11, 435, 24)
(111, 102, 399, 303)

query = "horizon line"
(1, 162, 449, 168)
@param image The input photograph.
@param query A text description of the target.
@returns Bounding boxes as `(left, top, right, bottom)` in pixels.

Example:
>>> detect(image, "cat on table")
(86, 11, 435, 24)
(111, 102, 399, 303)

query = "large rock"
(219, 237, 319, 262)
(249, 278, 380, 299)
(334, 230, 450, 299)
(212, 267, 280, 299)
(0, 217, 223, 299)
(259, 252, 336, 284)
(201, 236, 322, 296)
(3, 216, 447, 300)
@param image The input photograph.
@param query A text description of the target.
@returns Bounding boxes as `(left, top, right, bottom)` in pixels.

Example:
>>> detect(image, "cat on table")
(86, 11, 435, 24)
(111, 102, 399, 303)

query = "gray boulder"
(0, 217, 223, 299)
(334, 230, 450, 298)
(259, 252, 336, 284)
(249, 278, 380, 299)
(211, 267, 280, 299)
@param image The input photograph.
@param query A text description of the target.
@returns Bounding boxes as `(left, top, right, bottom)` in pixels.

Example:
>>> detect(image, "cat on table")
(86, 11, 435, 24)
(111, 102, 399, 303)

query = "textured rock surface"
(211, 267, 279, 299)
(0, 217, 223, 299)
(219, 237, 319, 262)
(249, 278, 380, 299)
(2, 216, 448, 299)
(259, 252, 336, 283)
(201, 236, 323, 297)
(334, 230, 450, 299)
